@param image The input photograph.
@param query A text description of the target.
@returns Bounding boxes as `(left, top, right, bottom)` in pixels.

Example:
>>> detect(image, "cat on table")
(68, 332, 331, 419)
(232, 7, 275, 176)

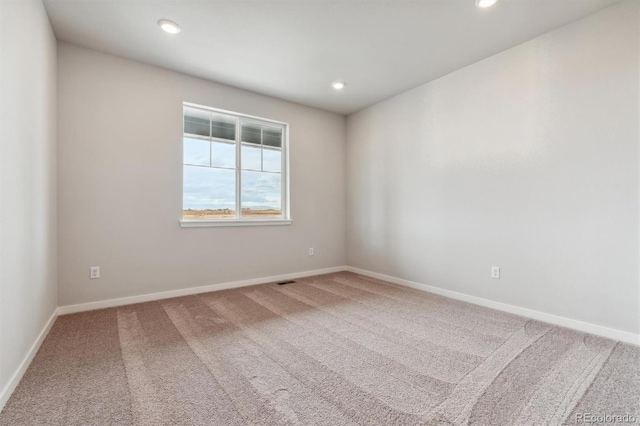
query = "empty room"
(1, 0, 639, 424)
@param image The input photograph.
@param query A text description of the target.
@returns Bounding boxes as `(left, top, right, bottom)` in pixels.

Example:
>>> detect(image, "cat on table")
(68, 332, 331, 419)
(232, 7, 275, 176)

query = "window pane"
(241, 170, 282, 217)
(263, 148, 281, 173)
(211, 141, 235, 168)
(183, 165, 236, 219)
(241, 123, 261, 145)
(263, 128, 282, 148)
(184, 107, 210, 138)
(183, 138, 210, 166)
(211, 114, 236, 140)
(241, 144, 261, 170)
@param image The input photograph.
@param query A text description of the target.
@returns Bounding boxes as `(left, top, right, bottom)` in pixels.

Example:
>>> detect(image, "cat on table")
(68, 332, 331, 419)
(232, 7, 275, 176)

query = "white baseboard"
(2, 267, 346, 411)
(346, 266, 640, 346)
(58, 266, 348, 315)
(0, 308, 58, 412)
(4, 264, 635, 414)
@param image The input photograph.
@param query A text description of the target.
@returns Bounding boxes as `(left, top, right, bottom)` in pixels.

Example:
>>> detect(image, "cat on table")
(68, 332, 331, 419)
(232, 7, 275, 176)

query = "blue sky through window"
(183, 138, 282, 211)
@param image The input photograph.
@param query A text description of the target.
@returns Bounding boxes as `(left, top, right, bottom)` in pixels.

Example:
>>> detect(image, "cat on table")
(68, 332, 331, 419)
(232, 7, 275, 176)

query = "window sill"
(180, 219, 292, 228)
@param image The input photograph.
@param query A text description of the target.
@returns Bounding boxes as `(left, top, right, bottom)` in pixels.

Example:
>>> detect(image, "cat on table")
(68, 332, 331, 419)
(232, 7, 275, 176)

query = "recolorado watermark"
(576, 413, 640, 424)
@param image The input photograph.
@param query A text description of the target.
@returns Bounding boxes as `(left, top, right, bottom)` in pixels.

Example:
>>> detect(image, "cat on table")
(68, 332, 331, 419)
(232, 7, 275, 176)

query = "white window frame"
(180, 102, 291, 228)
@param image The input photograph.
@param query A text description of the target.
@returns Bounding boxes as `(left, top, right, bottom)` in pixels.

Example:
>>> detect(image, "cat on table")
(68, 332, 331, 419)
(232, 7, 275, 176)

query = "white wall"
(57, 43, 346, 306)
(347, 0, 640, 335)
(0, 0, 57, 406)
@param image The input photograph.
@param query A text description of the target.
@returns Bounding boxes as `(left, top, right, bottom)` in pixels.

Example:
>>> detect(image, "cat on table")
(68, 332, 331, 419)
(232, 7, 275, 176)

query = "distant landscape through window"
(183, 105, 287, 221)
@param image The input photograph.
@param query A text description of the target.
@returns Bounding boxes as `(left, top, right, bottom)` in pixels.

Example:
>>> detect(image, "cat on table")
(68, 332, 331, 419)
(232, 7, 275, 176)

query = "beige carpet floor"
(1, 272, 638, 425)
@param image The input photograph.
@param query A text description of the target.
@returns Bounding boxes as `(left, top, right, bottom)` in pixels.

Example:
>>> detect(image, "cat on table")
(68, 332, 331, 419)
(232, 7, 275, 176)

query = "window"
(181, 103, 290, 227)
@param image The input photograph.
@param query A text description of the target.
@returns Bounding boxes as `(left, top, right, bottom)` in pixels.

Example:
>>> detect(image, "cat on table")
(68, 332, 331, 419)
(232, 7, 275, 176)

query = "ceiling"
(43, 0, 622, 115)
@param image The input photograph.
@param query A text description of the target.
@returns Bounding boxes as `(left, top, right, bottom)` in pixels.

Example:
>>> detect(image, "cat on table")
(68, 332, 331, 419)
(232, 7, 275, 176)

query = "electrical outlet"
(308, 248, 314, 256)
(491, 266, 500, 279)
(90, 266, 100, 279)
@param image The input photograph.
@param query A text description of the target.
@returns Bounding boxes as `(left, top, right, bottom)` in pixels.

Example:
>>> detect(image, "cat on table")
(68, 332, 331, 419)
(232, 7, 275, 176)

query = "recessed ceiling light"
(475, 0, 498, 8)
(158, 19, 181, 34)
(331, 81, 346, 90)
